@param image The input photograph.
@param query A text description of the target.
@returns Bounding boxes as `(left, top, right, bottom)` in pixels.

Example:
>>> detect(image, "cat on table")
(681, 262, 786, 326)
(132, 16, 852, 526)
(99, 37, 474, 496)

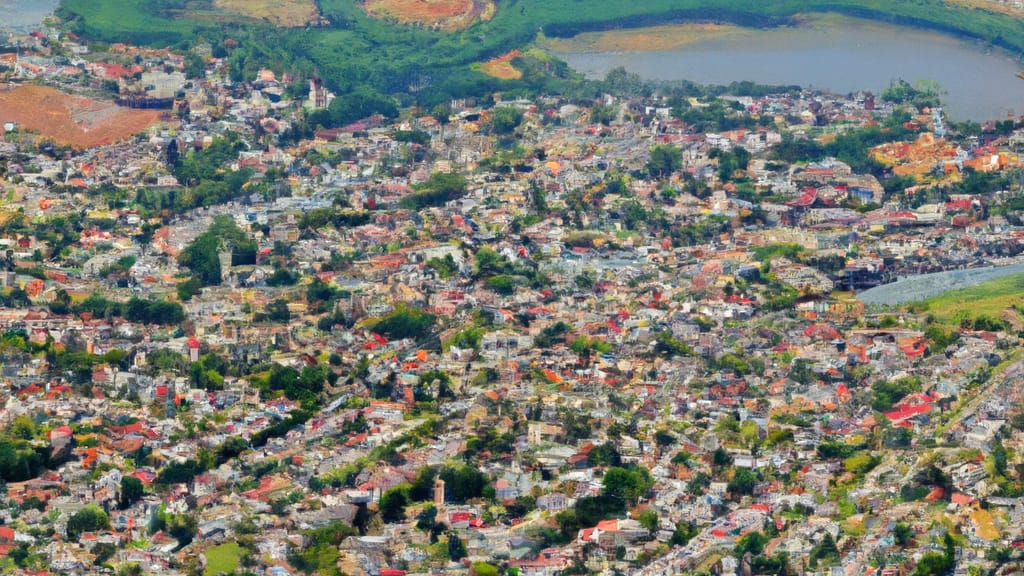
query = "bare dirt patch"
(0, 85, 162, 149)
(213, 0, 320, 27)
(361, 0, 494, 31)
(479, 49, 523, 80)
(539, 23, 746, 52)
(947, 0, 1024, 18)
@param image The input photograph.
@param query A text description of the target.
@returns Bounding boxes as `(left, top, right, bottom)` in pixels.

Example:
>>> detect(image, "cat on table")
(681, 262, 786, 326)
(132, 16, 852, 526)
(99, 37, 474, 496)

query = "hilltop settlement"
(5, 18, 1024, 576)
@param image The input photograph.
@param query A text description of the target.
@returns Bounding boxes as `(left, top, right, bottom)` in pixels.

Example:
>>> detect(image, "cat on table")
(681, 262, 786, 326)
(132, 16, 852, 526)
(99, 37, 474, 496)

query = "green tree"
(647, 145, 682, 178)
(176, 276, 202, 301)
(379, 485, 411, 523)
(671, 521, 699, 546)
(399, 171, 468, 210)
(67, 504, 110, 539)
(809, 533, 839, 567)
(432, 103, 452, 139)
(712, 447, 733, 470)
(638, 509, 658, 532)
(183, 53, 205, 79)
(733, 531, 768, 557)
(447, 533, 467, 561)
(118, 476, 144, 509)
(727, 468, 757, 498)
(371, 304, 436, 340)
(262, 299, 291, 323)
(602, 466, 652, 505)
(587, 443, 622, 467)
(894, 523, 914, 547)
(993, 437, 1008, 476)
(491, 107, 523, 135)
(439, 464, 489, 503)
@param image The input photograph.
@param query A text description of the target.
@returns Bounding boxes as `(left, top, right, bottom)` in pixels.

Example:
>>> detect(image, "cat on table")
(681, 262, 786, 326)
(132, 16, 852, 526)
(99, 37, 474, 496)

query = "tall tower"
(218, 247, 233, 286)
(433, 478, 446, 508)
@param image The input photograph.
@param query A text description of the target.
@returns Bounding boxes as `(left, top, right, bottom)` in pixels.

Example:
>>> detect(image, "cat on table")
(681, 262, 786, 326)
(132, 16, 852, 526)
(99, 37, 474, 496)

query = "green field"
(57, 0, 1024, 104)
(921, 271, 1024, 325)
(204, 542, 241, 576)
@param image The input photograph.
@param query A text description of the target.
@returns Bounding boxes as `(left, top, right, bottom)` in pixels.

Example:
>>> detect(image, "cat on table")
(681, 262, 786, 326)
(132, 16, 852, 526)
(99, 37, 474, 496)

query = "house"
(537, 493, 571, 512)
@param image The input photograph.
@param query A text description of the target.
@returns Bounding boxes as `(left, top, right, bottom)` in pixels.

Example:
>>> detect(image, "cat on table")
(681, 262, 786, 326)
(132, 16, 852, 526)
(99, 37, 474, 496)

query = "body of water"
(555, 17, 1024, 122)
(0, 0, 59, 33)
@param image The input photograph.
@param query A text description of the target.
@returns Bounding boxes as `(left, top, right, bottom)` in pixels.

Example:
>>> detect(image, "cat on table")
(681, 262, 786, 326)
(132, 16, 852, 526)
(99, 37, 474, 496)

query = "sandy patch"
(538, 23, 746, 53)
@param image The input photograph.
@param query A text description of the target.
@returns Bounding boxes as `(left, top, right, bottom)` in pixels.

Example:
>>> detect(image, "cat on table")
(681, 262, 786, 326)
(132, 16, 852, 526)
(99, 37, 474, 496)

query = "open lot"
(213, 0, 320, 27)
(361, 0, 494, 30)
(479, 49, 523, 80)
(203, 542, 241, 576)
(0, 85, 161, 149)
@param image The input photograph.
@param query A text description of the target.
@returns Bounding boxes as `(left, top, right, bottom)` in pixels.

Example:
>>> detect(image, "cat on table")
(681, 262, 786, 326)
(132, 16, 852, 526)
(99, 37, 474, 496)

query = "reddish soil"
(362, 0, 494, 30)
(0, 85, 162, 149)
(480, 49, 523, 80)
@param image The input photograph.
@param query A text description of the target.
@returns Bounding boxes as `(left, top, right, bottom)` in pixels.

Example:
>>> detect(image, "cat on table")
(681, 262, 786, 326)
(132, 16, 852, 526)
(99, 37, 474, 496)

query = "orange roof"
(951, 492, 974, 506)
(542, 368, 562, 384)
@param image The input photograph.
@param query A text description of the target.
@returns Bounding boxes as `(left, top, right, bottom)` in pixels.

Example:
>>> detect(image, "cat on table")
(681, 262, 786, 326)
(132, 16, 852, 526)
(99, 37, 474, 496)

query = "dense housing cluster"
(4, 12, 1024, 576)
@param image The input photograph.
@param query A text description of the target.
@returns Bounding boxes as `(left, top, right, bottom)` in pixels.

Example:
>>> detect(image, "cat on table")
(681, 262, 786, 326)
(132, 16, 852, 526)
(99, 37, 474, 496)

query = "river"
(554, 16, 1024, 123)
(0, 0, 59, 33)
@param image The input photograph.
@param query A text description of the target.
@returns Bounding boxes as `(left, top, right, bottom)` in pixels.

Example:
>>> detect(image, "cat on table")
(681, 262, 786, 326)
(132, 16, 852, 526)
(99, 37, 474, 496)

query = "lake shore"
(548, 14, 1024, 122)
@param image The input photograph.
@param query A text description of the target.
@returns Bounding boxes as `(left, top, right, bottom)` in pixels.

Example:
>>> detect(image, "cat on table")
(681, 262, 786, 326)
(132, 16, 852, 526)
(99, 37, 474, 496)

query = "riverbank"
(57, 0, 1024, 106)
(538, 22, 746, 53)
(551, 14, 1024, 122)
(0, 0, 59, 32)
(538, 13, 872, 54)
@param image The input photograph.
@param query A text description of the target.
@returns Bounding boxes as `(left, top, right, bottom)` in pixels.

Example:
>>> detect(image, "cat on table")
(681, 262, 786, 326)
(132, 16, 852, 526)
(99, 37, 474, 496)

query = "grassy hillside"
(921, 271, 1024, 326)
(57, 0, 1024, 104)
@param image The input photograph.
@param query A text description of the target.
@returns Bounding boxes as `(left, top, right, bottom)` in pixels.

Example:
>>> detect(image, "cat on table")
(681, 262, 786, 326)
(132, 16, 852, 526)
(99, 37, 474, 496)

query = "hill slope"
(57, 0, 1024, 104)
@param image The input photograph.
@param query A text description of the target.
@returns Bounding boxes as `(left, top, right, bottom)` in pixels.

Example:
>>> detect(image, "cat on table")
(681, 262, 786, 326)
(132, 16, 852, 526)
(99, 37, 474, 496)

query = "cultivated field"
(361, 0, 495, 30)
(0, 85, 162, 149)
(213, 0, 320, 27)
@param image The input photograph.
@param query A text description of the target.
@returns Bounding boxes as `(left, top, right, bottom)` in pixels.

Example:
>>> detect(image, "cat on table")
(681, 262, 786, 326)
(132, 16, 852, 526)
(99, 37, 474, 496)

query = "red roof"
(951, 492, 974, 506)
(788, 188, 818, 207)
(884, 403, 931, 422)
(803, 324, 841, 340)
